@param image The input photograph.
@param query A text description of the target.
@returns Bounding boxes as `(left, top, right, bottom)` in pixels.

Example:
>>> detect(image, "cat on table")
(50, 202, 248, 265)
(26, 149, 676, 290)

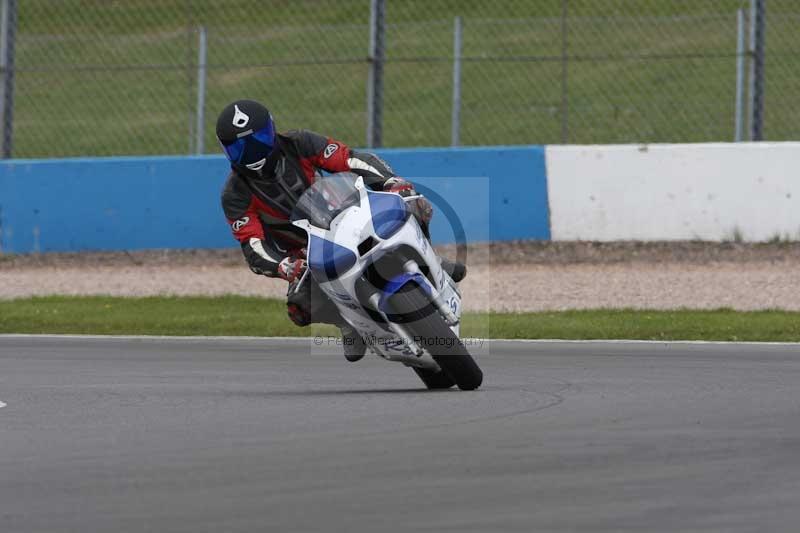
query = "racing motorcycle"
(290, 172, 483, 390)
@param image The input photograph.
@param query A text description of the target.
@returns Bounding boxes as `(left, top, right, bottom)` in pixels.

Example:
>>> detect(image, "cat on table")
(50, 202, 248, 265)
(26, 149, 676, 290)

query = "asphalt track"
(1, 337, 800, 532)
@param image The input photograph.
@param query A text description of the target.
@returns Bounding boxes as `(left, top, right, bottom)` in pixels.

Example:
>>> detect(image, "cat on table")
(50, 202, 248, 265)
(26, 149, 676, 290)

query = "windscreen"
(290, 173, 362, 230)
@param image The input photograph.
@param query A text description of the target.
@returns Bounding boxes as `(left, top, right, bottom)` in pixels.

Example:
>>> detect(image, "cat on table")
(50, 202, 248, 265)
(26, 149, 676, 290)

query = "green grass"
(13, 1, 800, 157)
(1, 296, 798, 342)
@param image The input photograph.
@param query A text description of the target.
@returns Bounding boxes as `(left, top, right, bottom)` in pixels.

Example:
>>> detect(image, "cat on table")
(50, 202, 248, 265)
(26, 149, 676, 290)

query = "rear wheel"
(388, 284, 483, 390)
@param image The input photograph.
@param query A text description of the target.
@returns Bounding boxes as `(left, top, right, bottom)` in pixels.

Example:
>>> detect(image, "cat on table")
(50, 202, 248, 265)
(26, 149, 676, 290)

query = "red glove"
(288, 247, 307, 260)
(278, 256, 307, 283)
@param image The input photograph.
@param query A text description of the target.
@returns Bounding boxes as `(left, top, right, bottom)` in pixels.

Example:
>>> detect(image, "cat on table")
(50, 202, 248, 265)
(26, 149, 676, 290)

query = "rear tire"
(388, 284, 483, 390)
(413, 367, 455, 389)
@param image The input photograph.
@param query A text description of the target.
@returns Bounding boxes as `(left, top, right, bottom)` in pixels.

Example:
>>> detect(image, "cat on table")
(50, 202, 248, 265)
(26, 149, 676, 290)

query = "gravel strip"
(461, 263, 800, 311)
(5, 241, 800, 269)
(2, 242, 799, 311)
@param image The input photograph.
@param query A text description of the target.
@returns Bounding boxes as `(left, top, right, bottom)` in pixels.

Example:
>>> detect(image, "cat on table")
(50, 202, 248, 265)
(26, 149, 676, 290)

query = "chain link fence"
(7, 0, 800, 158)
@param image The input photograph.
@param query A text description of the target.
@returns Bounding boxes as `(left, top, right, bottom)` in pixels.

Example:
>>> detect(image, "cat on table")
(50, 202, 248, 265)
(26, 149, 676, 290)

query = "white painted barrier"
(546, 143, 800, 242)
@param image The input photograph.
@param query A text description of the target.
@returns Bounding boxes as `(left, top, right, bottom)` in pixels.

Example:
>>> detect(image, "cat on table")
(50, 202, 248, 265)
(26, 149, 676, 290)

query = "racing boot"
(440, 257, 467, 283)
(340, 324, 367, 362)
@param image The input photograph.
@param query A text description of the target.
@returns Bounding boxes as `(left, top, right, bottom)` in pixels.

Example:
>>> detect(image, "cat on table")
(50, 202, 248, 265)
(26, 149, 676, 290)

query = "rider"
(216, 99, 465, 361)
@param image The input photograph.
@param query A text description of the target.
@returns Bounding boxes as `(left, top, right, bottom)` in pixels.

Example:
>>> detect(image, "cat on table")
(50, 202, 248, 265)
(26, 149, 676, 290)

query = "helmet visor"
(220, 121, 276, 165)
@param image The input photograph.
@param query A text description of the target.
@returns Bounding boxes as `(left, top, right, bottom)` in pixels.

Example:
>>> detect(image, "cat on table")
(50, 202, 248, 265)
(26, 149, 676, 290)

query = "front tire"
(388, 284, 483, 390)
(413, 367, 455, 389)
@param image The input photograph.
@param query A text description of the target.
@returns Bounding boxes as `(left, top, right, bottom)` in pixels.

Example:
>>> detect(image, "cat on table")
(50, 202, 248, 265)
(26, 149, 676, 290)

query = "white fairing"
(292, 177, 463, 371)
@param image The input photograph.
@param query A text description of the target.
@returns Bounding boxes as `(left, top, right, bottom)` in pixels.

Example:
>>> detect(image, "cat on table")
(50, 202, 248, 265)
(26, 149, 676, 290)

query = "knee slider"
(287, 302, 311, 327)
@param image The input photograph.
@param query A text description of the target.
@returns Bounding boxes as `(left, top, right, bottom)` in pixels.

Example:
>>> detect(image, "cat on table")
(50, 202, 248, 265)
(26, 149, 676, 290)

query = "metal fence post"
(734, 8, 745, 142)
(195, 25, 207, 155)
(750, 0, 766, 141)
(366, 0, 385, 148)
(560, 0, 568, 144)
(746, 0, 756, 138)
(451, 16, 462, 147)
(0, 0, 16, 159)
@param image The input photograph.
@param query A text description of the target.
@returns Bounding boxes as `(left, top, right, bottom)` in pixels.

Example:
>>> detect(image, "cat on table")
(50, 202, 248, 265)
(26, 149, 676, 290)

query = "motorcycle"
(290, 172, 483, 390)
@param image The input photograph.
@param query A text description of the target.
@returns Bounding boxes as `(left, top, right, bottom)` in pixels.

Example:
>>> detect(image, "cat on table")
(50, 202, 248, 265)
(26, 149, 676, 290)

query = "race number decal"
(448, 296, 459, 315)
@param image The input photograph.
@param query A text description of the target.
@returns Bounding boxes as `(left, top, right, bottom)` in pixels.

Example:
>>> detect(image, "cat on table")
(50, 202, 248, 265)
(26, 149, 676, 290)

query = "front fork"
(364, 259, 460, 358)
(367, 292, 424, 357)
(402, 260, 459, 327)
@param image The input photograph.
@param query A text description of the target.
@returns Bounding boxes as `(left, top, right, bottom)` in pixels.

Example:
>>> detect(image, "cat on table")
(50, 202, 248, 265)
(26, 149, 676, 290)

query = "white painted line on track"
(0, 401, 6, 409)
(489, 338, 800, 347)
(0, 333, 798, 346)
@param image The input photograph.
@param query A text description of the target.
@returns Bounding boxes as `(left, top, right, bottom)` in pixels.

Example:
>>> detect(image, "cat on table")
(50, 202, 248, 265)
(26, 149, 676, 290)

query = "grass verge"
(0, 296, 798, 342)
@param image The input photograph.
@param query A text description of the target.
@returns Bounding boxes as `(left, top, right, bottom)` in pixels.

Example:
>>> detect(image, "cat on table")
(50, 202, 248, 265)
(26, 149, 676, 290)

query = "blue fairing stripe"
(307, 234, 357, 280)
(367, 191, 408, 239)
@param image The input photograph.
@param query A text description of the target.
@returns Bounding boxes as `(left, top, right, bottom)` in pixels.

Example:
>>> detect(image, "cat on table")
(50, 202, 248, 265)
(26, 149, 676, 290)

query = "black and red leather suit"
(221, 129, 415, 326)
(221, 129, 397, 277)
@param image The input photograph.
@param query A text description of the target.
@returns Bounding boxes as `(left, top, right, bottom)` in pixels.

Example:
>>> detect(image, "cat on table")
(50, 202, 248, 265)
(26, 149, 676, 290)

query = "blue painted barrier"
(0, 146, 549, 254)
(0, 155, 232, 253)
(378, 146, 549, 243)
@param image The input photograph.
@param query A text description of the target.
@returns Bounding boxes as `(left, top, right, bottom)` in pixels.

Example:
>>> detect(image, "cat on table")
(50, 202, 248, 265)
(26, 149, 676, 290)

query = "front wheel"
(388, 284, 483, 390)
(413, 367, 455, 390)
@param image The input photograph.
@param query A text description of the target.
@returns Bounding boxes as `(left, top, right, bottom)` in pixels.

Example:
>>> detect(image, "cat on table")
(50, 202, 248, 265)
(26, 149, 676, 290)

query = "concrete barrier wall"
(0, 146, 549, 253)
(546, 143, 800, 241)
(4, 142, 799, 254)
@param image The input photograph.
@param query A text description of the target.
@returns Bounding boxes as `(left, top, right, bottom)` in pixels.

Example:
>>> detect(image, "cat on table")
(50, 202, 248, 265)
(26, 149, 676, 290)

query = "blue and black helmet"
(216, 99, 276, 175)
